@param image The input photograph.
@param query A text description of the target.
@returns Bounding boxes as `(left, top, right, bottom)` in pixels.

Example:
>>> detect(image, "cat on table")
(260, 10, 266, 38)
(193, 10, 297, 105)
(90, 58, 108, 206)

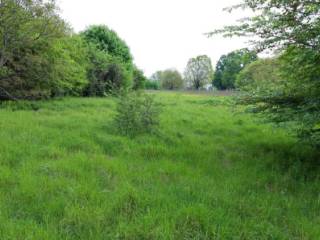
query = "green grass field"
(0, 92, 319, 239)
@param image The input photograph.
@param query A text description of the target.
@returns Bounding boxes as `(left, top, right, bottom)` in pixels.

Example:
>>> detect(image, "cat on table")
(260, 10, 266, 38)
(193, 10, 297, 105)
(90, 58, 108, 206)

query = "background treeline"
(0, 0, 146, 100)
(145, 49, 259, 91)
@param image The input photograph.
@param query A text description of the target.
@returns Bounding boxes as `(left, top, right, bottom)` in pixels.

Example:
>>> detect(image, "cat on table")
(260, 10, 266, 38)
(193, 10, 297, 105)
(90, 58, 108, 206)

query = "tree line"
(146, 49, 258, 91)
(0, 0, 146, 100)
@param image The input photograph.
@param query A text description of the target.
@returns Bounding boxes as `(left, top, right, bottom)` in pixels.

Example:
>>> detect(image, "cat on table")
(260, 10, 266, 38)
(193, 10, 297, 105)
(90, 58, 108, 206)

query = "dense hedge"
(0, 1, 146, 100)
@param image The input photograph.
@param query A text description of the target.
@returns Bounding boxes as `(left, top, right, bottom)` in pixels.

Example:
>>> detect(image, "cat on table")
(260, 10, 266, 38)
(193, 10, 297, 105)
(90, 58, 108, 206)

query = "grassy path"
(0, 92, 319, 239)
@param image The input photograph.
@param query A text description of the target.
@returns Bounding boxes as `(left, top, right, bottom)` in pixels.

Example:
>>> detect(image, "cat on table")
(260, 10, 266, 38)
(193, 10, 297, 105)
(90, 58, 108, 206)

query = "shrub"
(115, 92, 161, 136)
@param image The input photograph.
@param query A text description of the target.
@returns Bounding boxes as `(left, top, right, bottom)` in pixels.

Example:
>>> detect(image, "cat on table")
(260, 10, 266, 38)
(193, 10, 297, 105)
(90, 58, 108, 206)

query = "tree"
(184, 55, 213, 90)
(84, 47, 131, 96)
(132, 66, 147, 90)
(236, 58, 281, 91)
(149, 69, 184, 90)
(210, 0, 320, 146)
(81, 25, 133, 68)
(208, 1, 320, 53)
(213, 49, 257, 90)
(160, 69, 184, 90)
(0, 0, 68, 100)
(81, 25, 134, 95)
(49, 36, 89, 96)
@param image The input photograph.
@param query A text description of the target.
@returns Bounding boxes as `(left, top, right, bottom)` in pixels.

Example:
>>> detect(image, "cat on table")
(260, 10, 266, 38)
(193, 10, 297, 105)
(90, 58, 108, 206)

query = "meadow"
(0, 92, 319, 239)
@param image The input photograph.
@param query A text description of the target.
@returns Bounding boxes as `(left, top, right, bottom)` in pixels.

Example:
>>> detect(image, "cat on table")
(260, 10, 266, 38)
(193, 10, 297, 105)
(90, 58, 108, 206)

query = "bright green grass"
(0, 92, 319, 239)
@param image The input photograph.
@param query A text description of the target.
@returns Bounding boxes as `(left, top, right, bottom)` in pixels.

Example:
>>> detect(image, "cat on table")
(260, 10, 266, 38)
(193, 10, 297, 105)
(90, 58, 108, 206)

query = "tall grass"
(0, 92, 319, 239)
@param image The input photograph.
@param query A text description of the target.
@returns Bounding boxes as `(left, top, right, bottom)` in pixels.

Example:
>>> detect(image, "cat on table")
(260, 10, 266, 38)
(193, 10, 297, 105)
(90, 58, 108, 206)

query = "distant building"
(202, 84, 213, 91)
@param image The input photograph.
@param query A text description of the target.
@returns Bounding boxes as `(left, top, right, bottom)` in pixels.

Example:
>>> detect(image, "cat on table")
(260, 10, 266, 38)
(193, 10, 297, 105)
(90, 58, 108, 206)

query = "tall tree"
(81, 25, 133, 67)
(213, 49, 257, 90)
(160, 69, 184, 90)
(132, 66, 147, 90)
(184, 55, 213, 90)
(81, 25, 134, 95)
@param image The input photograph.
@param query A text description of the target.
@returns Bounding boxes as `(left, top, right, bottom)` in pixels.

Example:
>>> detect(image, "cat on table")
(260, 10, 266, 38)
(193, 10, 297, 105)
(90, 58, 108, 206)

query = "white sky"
(58, 0, 251, 76)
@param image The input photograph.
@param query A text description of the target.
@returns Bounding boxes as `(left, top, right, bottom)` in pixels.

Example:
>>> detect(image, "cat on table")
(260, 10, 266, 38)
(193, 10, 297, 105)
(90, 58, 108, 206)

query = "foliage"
(115, 92, 161, 136)
(150, 71, 163, 82)
(208, 0, 320, 52)
(239, 48, 320, 146)
(213, 49, 257, 90)
(84, 47, 132, 96)
(81, 25, 133, 67)
(0, 0, 68, 100)
(160, 69, 184, 90)
(210, 0, 320, 147)
(49, 36, 89, 96)
(150, 69, 184, 90)
(145, 79, 161, 90)
(81, 25, 134, 95)
(132, 66, 147, 90)
(184, 55, 213, 90)
(236, 58, 281, 91)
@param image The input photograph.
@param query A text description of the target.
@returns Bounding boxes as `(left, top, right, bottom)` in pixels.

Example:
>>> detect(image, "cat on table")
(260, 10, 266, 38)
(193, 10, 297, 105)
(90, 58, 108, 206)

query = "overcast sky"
(58, 0, 250, 76)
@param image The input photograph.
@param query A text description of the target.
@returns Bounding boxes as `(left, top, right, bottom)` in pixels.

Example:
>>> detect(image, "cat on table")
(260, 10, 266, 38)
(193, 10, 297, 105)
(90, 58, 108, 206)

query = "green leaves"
(82, 25, 138, 96)
(0, 0, 68, 100)
(115, 92, 161, 137)
(213, 49, 257, 90)
(184, 55, 214, 90)
(212, 0, 320, 147)
(209, 0, 320, 52)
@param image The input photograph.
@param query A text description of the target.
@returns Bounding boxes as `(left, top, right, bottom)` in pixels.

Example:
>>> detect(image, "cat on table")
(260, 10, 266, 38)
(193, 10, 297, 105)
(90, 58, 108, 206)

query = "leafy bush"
(115, 92, 161, 136)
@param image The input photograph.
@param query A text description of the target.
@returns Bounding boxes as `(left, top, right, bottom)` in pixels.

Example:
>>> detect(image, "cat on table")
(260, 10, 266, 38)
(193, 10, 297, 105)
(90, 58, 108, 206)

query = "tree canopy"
(236, 58, 280, 92)
(208, 0, 320, 53)
(81, 25, 133, 66)
(0, 0, 68, 100)
(184, 55, 213, 90)
(82, 25, 136, 96)
(213, 49, 257, 90)
(150, 69, 184, 90)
